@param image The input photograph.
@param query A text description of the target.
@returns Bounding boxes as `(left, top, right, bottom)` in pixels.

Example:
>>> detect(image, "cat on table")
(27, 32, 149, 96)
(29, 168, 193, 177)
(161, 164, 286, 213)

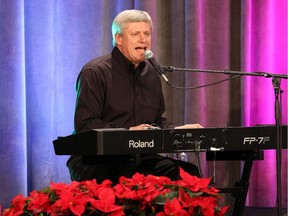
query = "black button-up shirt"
(74, 47, 173, 133)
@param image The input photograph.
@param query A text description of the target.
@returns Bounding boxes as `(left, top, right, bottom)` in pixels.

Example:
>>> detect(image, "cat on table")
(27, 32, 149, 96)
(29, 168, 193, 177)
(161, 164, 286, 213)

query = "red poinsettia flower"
(198, 196, 218, 216)
(83, 179, 113, 197)
(89, 199, 124, 215)
(218, 205, 229, 216)
(89, 186, 118, 210)
(50, 189, 89, 215)
(140, 184, 164, 204)
(200, 186, 221, 195)
(50, 180, 82, 197)
(178, 187, 194, 208)
(2, 194, 26, 216)
(177, 168, 211, 192)
(26, 190, 51, 213)
(1, 167, 229, 216)
(113, 183, 138, 200)
(163, 198, 189, 216)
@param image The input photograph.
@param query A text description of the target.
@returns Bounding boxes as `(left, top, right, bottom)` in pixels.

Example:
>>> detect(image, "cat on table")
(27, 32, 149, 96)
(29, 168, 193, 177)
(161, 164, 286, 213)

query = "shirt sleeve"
(74, 68, 114, 133)
(154, 91, 175, 129)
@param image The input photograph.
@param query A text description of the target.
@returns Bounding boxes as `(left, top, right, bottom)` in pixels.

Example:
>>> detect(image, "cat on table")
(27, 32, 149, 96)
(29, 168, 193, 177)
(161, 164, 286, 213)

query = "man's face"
(115, 22, 151, 67)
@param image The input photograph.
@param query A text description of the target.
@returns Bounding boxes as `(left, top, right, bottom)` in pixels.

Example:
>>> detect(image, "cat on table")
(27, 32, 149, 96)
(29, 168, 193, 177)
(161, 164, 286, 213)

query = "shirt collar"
(112, 47, 146, 74)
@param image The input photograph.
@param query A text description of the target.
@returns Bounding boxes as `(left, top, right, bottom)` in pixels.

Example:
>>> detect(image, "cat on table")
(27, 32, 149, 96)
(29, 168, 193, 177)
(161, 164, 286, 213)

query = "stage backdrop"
(0, 0, 287, 211)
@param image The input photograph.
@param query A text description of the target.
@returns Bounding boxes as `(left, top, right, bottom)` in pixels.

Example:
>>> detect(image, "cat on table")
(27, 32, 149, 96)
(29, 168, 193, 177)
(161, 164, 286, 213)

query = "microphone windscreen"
(144, 50, 153, 60)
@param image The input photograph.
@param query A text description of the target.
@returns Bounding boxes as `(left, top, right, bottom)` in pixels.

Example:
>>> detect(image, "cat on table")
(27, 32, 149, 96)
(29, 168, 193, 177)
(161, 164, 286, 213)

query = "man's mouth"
(135, 47, 146, 51)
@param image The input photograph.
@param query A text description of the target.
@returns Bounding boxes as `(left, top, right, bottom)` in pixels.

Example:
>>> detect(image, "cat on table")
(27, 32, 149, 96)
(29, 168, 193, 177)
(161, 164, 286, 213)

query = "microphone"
(144, 50, 169, 82)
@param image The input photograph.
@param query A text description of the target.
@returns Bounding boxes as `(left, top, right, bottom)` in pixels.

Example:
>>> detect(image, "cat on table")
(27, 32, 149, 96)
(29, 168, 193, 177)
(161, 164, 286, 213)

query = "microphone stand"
(163, 66, 287, 216)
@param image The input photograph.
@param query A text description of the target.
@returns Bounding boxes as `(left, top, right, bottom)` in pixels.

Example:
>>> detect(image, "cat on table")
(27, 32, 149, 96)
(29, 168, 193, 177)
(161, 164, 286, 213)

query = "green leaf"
(40, 186, 51, 194)
(49, 190, 57, 202)
(153, 191, 178, 205)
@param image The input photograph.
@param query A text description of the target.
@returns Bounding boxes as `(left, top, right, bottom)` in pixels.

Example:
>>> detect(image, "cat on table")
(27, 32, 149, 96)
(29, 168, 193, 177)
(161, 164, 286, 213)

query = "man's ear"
(115, 34, 122, 46)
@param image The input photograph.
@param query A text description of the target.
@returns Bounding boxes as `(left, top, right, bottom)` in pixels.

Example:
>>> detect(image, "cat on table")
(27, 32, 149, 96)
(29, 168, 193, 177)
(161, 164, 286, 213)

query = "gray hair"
(111, 9, 154, 46)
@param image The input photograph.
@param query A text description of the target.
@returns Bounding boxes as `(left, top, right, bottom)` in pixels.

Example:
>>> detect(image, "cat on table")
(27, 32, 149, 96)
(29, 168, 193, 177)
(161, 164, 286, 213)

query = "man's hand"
(129, 123, 203, 130)
(174, 124, 203, 129)
(129, 124, 155, 130)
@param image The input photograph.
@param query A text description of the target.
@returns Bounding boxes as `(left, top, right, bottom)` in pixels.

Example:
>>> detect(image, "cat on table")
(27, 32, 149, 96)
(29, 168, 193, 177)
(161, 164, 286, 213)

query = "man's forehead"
(123, 22, 152, 31)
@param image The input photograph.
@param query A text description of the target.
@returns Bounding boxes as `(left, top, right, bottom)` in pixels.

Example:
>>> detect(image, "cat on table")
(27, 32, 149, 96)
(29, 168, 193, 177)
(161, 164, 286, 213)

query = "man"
(67, 9, 202, 184)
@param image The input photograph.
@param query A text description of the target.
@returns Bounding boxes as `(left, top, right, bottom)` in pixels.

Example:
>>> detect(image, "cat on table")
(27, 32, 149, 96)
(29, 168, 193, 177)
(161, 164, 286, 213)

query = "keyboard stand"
(206, 151, 264, 216)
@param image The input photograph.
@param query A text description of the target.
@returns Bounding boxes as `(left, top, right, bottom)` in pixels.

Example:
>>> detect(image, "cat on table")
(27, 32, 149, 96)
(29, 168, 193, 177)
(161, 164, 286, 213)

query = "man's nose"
(139, 33, 147, 41)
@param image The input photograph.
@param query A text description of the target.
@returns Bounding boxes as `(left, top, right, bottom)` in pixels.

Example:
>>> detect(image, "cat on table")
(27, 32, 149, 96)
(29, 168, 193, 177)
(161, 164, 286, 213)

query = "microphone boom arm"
(162, 66, 288, 79)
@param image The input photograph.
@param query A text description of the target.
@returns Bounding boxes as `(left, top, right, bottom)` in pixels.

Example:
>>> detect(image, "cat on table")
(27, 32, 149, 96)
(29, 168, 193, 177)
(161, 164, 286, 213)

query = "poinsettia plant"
(1, 168, 229, 216)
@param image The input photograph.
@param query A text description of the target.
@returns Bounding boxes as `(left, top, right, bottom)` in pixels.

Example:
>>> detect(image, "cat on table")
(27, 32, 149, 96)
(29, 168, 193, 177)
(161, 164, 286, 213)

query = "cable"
(164, 74, 241, 90)
(194, 150, 203, 178)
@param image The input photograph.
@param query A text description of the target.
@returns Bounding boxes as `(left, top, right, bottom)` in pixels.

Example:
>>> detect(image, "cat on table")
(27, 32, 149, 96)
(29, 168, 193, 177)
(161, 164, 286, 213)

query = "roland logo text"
(128, 140, 154, 148)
